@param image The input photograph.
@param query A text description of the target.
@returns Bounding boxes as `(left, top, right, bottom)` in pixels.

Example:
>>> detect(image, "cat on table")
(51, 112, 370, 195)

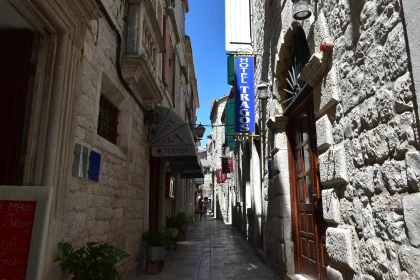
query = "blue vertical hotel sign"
(235, 56, 254, 133)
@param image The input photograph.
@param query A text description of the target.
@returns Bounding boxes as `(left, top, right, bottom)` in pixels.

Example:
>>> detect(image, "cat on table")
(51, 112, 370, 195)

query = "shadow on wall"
(348, 0, 363, 47)
(260, 0, 285, 83)
(217, 194, 223, 220)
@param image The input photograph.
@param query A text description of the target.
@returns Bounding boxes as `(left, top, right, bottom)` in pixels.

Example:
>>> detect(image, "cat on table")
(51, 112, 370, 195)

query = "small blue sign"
(88, 151, 101, 181)
(234, 56, 255, 133)
(268, 160, 273, 179)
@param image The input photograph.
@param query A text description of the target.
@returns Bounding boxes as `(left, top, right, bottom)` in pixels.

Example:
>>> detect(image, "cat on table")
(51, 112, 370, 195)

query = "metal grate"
(97, 95, 119, 144)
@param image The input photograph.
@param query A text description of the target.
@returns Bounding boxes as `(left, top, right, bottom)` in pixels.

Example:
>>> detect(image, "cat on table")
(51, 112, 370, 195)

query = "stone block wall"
(265, 129, 294, 275)
(311, 0, 419, 278)
(251, 0, 296, 276)
(101, 0, 126, 35)
(251, 0, 420, 278)
(65, 12, 148, 278)
(208, 96, 233, 222)
(202, 172, 213, 199)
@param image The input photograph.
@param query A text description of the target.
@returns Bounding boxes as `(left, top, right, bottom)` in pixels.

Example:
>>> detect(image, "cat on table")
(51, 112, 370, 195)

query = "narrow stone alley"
(138, 218, 280, 280)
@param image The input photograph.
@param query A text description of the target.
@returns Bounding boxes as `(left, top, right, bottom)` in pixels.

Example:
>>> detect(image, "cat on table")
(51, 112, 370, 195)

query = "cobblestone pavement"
(138, 217, 281, 280)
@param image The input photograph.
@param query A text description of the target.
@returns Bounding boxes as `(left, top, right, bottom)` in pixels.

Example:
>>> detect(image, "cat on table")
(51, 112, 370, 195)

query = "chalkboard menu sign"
(0, 200, 37, 279)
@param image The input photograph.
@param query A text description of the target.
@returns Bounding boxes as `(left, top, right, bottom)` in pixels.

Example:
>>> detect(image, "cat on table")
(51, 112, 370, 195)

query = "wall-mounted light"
(222, 143, 228, 155)
(256, 82, 272, 101)
(145, 110, 159, 134)
(292, 0, 311, 20)
(195, 123, 206, 140)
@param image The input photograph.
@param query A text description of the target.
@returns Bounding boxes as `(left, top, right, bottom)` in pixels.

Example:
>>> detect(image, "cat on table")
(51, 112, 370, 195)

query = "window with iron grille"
(97, 95, 119, 144)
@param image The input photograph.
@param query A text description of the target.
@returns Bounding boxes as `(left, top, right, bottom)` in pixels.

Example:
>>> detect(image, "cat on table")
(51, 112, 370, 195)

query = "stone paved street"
(138, 218, 281, 280)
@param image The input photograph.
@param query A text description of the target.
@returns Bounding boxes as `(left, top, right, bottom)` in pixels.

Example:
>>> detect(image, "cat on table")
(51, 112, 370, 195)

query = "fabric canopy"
(150, 106, 197, 157)
(150, 106, 204, 178)
(168, 156, 204, 178)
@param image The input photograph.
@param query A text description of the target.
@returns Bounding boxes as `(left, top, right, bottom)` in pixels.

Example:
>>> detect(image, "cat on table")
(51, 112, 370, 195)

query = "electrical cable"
(189, 124, 234, 127)
(95, 0, 149, 115)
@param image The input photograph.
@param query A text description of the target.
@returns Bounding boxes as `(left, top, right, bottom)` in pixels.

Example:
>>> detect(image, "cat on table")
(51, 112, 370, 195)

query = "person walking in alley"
(203, 197, 210, 218)
(197, 198, 204, 219)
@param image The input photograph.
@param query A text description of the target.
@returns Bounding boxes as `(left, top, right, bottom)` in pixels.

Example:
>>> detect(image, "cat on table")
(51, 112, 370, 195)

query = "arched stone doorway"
(277, 23, 329, 280)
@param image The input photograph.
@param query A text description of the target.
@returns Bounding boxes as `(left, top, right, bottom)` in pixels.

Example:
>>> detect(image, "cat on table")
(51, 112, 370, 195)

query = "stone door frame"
(287, 92, 326, 280)
(8, 0, 100, 278)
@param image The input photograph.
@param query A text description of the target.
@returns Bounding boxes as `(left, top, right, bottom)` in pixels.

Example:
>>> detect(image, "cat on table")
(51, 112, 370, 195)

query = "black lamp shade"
(150, 120, 159, 134)
(293, 0, 311, 20)
(195, 123, 206, 139)
(258, 89, 269, 100)
(257, 83, 270, 100)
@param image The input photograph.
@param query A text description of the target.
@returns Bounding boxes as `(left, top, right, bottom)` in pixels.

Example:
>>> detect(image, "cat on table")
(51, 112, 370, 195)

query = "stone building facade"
(0, 0, 201, 279)
(198, 149, 213, 201)
(224, 0, 420, 279)
(207, 94, 235, 223)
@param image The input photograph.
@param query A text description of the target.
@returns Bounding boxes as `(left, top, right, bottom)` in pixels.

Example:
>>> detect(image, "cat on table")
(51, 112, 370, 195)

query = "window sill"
(95, 135, 128, 161)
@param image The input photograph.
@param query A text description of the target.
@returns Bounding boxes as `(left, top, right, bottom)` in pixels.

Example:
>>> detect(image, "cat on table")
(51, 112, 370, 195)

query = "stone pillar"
(266, 115, 294, 272)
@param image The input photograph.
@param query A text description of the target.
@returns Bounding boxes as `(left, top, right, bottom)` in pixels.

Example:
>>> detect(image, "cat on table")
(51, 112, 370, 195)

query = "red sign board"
(216, 169, 228, 183)
(221, 157, 234, 174)
(0, 200, 37, 279)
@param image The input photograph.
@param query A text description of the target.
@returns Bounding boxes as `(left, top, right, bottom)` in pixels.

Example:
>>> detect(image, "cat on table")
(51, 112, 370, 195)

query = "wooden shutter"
(224, 99, 235, 150)
(227, 55, 235, 85)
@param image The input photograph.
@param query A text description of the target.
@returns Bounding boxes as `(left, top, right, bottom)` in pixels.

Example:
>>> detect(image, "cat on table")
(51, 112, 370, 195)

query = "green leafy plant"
(165, 216, 182, 229)
(142, 229, 172, 247)
(54, 242, 129, 280)
(175, 212, 188, 225)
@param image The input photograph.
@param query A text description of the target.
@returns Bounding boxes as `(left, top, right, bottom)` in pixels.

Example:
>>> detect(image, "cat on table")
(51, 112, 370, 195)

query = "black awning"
(150, 106, 203, 178)
(180, 171, 204, 179)
(168, 156, 204, 179)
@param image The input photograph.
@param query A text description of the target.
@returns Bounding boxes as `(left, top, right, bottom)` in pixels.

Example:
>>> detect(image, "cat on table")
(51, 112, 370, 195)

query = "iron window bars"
(97, 95, 119, 144)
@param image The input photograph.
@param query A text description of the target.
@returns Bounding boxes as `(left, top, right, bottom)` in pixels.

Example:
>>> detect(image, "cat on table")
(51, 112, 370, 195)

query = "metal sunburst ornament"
(282, 57, 307, 104)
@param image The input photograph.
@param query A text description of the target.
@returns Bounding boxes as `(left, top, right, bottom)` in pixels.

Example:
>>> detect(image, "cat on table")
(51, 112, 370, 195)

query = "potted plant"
(142, 229, 172, 261)
(54, 241, 129, 280)
(165, 216, 182, 237)
(165, 216, 182, 250)
(175, 212, 188, 241)
(176, 212, 188, 232)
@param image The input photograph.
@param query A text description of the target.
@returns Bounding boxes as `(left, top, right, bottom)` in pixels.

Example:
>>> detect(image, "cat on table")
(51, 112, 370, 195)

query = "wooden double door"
(288, 96, 327, 280)
(0, 30, 34, 185)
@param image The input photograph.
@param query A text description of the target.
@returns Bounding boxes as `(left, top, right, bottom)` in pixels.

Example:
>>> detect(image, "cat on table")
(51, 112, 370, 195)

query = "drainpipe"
(94, 0, 149, 115)
(260, 98, 267, 249)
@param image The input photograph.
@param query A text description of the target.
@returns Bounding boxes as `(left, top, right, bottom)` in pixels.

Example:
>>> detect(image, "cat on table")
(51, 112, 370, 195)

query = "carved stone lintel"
(121, 55, 164, 109)
(10, 0, 101, 37)
(267, 115, 289, 133)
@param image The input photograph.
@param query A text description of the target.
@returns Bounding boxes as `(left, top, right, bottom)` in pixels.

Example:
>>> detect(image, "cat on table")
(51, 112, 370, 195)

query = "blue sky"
(186, 1, 231, 149)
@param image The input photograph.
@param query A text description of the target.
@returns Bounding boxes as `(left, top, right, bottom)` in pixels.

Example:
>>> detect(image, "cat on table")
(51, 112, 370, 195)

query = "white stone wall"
(66, 11, 149, 277)
(250, 0, 295, 275)
(208, 95, 233, 222)
(317, 1, 418, 278)
(202, 171, 213, 199)
(251, 0, 420, 278)
(101, 0, 126, 35)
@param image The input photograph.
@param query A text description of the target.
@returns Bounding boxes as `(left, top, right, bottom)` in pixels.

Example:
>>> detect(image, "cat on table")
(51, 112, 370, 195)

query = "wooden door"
(0, 30, 34, 185)
(288, 96, 327, 279)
